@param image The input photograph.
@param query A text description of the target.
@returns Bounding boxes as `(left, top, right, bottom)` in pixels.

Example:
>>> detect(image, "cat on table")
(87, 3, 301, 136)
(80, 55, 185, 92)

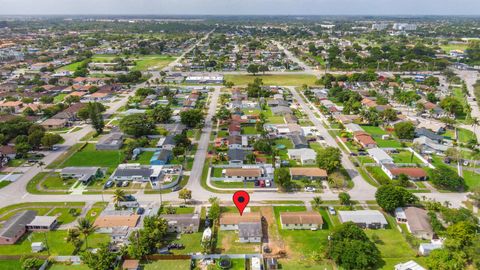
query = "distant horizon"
(1, 0, 479, 16)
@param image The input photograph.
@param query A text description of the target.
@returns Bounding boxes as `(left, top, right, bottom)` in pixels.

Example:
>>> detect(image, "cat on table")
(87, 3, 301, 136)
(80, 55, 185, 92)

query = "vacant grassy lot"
(457, 128, 477, 144)
(131, 55, 176, 71)
(57, 61, 83, 72)
(61, 143, 125, 169)
(144, 260, 191, 270)
(361, 125, 387, 136)
(0, 231, 109, 256)
(217, 230, 261, 253)
(225, 74, 318, 86)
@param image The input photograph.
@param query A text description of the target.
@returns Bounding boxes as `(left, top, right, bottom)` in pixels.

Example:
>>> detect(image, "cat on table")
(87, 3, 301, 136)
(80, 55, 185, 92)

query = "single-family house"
(415, 127, 443, 143)
(222, 168, 263, 182)
(219, 212, 262, 230)
(150, 149, 173, 165)
(338, 210, 388, 229)
(287, 148, 316, 165)
(367, 148, 394, 164)
(353, 131, 377, 149)
(271, 106, 292, 115)
(280, 211, 324, 230)
(413, 136, 448, 154)
(60, 167, 102, 184)
(26, 216, 57, 231)
(162, 214, 200, 233)
(96, 132, 123, 150)
(290, 167, 327, 181)
(110, 164, 163, 182)
(238, 222, 263, 243)
(289, 134, 308, 149)
(94, 214, 140, 229)
(228, 149, 247, 164)
(387, 167, 427, 181)
(395, 207, 433, 240)
(228, 135, 243, 149)
(40, 118, 67, 129)
(0, 210, 36, 245)
(156, 135, 176, 150)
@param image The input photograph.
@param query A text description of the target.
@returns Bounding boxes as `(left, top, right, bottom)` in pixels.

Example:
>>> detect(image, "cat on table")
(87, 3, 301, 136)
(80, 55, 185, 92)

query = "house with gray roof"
(110, 164, 163, 182)
(238, 222, 263, 243)
(271, 106, 292, 116)
(415, 127, 443, 143)
(228, 149, 247, 165)
(150, 149, 173, 165)
(0, 210, 36, 245)
(338, 210, 388, 229)
(289, 134, 308, 149)
(60, 167, 103, 184)
(96, 132, 124, 150)
(413, 136, 448, 154)
(162, 214, 200, 233)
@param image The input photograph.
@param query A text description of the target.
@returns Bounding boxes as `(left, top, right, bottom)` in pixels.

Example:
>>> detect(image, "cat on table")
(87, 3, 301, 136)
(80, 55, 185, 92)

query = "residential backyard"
(60, 143, 125, 169)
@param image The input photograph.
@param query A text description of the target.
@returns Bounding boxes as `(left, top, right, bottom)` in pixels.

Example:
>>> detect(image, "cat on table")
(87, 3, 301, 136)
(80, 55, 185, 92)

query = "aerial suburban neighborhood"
(0, 2, 479, 270)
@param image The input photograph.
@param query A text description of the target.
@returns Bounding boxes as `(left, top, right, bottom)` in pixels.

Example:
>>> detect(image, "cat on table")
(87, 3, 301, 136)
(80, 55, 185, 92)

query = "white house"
(287, 148, 317, 165)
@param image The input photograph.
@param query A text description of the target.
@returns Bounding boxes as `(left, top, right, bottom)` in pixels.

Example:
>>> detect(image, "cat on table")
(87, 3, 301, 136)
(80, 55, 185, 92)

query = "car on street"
(104, 181, 114, 189)
(328, 206, 336, 215)
(122, 181, 129, 187)
(304, 186, 316, 192)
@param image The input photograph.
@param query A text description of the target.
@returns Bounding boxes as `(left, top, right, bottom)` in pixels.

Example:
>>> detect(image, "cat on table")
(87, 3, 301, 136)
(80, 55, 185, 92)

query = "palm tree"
(312, 196, 323, 209)
(472, 117, 479, 136)
(113, 188, 126, 207)
(66, 228, 82, 252)
(75, 218, 97, 250)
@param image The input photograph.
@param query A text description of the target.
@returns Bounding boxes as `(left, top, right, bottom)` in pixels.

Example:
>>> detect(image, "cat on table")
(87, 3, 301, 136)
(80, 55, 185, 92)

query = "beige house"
(280, 212, 324, 230)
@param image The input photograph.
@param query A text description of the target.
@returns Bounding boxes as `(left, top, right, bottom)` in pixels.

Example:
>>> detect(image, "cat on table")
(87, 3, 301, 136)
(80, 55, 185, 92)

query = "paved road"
(456, 70, 480, 142)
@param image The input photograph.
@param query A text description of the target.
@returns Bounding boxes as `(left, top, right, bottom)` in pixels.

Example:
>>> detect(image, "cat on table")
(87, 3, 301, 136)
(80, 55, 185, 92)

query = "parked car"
(116, 181, 123, 187)
(122, 181, 129, 187)
(463, 160, 469, 166)
(328, 206, 336, 215)
(254, 180, 260, 186)
(349, 152, 357, 156)
(136, 207, 145, 215)
(265, 180, 271, 187)
(304, 186, 316, 192)
(104, 181, 114, 189)
(259, 180, 265, 187)
(172, 185, 181, 192)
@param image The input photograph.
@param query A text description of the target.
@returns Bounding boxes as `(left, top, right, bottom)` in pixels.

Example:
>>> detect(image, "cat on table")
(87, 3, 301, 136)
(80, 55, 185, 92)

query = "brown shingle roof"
(93, 215, 140, 228)
(404, 207, 433, 234)
(290, 167, 327, 177)
(220, 212, 261, 225)
(280, 211, 324, 225)
(224, 168, 262, 177)
(389, 167, 427, 178)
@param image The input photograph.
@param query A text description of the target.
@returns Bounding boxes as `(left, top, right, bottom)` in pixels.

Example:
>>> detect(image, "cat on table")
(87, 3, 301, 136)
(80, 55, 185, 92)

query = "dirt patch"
(260, 206, 288, 257)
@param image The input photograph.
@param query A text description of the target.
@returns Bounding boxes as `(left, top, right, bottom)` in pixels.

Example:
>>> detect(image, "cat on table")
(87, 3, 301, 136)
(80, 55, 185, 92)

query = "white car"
(265, 180, 271, 187)
(328, 206, 336, 215)
(304, 186, 316, 192)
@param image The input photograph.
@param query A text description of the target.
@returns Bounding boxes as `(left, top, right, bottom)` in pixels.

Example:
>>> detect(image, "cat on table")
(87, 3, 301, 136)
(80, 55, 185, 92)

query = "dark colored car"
(104, 181, 114, 189)
(136, 207, 145, 215)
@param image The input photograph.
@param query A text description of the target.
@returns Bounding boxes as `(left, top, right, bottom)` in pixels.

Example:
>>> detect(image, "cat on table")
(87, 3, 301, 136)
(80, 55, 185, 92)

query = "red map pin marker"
(233, 190, 250, 216)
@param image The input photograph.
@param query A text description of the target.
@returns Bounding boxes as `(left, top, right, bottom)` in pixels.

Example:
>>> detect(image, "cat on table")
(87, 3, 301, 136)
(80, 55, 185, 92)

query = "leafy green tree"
(274, 167, 292, 192)
(41, 133, 62, 149)
(326, 222, 381, 270)
(444, 221, 477, 250)
(150, 104, 172, 123)
(312, 196, 323, 209)
(375, 185, 418, 212)
(113, 189, 126, 207)
(339, 192, 352, 205)
(254, 139, 272, 154)
(127, 215, 168, 258)
(208, 197, 221, 221)
(27, 130, 45, 149)
(21, 257, 41, 270)
(215, 107, 231, 121)
(316, 147, 341, 173)
(81, 243, 116, 270)
(429, 166, 466, 191)
(120, 114, 155, 137)
(66, 228, 83, 253)
(426, 249, 467, 270)
(180, 109, 204, 128)
(394, 121, 415, 139)
(179, 188, 192, 203)
(247, 64, 259, 75)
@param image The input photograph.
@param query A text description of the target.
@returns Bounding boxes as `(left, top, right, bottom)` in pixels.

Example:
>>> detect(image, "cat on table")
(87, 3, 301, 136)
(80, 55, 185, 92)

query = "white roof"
(395, 260, 426, 270)
(367, 148, 394, 164)
(287, 148, 316, 160)
(395, 207, 406, 219)
(338, 210, 388, 225)
(28, 216, 57, 227)
(413, 136, 448, 152)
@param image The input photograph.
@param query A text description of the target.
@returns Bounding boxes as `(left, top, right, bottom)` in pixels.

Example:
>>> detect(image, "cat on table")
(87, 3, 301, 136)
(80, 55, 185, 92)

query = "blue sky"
(0, 0, 479, 15)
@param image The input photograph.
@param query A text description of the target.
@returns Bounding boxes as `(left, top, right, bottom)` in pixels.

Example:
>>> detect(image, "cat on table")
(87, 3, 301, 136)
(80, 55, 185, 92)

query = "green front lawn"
(242, 125, 258, 135)
(361, 125, 387, 136)
(391, 151, 422, 164)
(61, 143, 125, 169)
(85, 202, 108, 223)
(49, 264, 91, 270)
(457, 128, 477, 144)
(0, 260, 22, 270)
(464, 170, 480, 190)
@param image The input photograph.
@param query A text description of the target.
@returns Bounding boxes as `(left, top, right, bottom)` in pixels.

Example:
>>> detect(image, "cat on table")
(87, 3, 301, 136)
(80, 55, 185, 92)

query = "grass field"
(49, 264, 90, 270)
(0, 260, 23, 270)
(464, 170, 480, 190)
(439, 43, 469, 52)
(61, 143, 125, 169)
(57, 61, 83, 72)
(224, 74, 318, 86)
(144, 260, 191, 270)
(91, 54, 175, 71)
(0, 230, 109, 256)
(457, 128, 477, 144)
(85, 202, 108, 223)
(54, 93, 67, 103)
(375, 139, 403, 148)
(129, 151, 154, 165)
(391, 151, 422, 164)
(217, 230, 261, 253)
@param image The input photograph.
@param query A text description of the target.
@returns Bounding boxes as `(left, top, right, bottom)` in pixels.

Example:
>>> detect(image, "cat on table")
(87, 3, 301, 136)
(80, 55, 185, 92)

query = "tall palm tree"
(75, 218, 97, 250)
(312, 196, 323, 209)
(66, 228, 82, 252)
(472, 117, 479, 136)
(113, 188, 126, 207)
